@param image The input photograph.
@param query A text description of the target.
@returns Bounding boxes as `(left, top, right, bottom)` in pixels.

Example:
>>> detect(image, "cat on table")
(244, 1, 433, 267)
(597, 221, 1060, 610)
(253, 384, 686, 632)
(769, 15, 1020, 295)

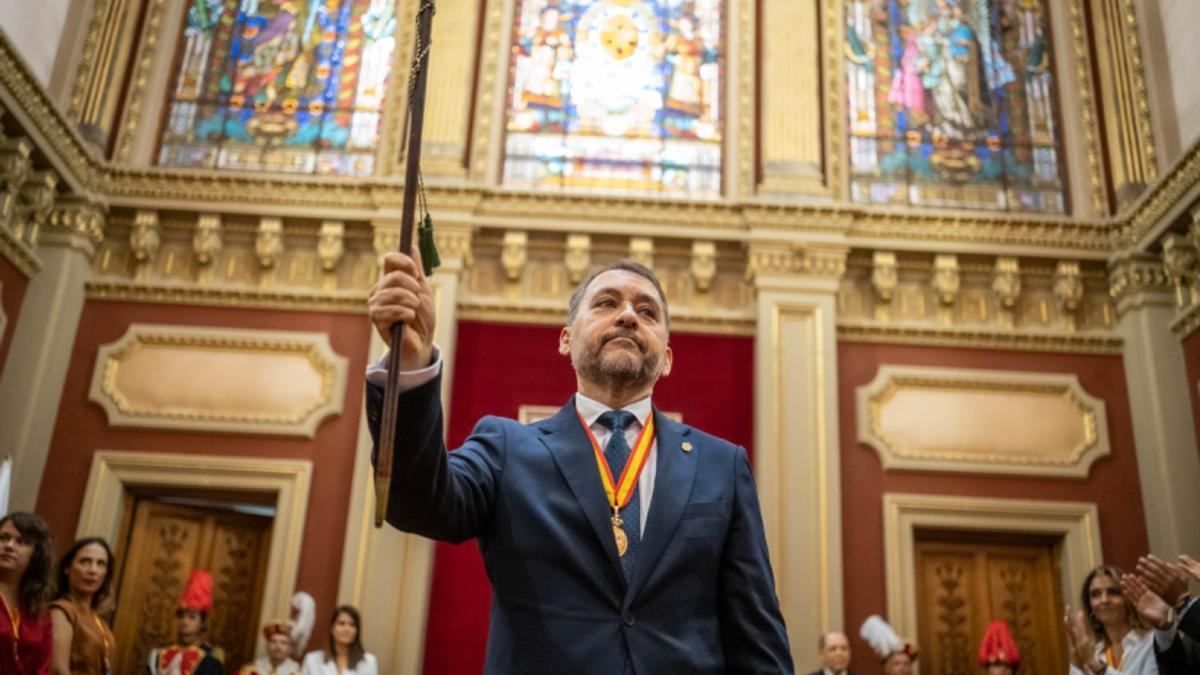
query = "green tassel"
(418, 213, 440, 276)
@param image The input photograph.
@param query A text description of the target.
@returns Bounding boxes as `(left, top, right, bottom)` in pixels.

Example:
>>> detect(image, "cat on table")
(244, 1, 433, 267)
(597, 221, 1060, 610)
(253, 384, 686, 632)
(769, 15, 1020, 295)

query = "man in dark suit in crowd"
(1120, 553, 1200, 674)
(365, 251, 792, 674)
(808, 631, 855, 675)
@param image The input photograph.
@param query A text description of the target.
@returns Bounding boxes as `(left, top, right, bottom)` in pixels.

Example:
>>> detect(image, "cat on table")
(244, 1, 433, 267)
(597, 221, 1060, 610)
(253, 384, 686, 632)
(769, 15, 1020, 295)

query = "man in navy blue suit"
(365, 250, 793, 674)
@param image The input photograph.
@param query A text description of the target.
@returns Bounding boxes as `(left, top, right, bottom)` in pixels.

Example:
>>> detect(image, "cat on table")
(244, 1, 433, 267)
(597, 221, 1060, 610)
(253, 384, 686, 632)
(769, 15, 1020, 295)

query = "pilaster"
(749, 239, 846, 669)
(0, 196, 105, 509)
(337, 221, 473, 675)
(1108, 252, 1200, 558)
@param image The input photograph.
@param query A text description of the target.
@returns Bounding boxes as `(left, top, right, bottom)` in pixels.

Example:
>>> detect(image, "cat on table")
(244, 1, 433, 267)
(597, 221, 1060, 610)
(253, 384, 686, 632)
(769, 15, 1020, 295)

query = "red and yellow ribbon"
(577, 411, 655, 511)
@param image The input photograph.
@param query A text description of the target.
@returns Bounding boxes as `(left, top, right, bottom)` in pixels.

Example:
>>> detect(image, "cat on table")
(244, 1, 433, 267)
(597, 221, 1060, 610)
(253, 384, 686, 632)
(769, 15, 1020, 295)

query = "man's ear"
(660, 345, 673, 377)
(558, 326, 571, 356)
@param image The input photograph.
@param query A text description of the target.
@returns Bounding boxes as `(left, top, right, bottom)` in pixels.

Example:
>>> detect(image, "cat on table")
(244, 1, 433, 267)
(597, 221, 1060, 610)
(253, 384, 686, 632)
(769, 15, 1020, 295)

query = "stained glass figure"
(845, 0, 1066, 213)
(159, 0, 397, 176)
(503, 0, 724, 197)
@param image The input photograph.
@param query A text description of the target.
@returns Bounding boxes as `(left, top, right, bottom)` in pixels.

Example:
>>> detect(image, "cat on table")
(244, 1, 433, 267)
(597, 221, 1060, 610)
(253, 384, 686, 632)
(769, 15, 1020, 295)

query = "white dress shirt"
(1153, 596, 1198, 652)
(1068, 628, 1158, 675)
(367, 347, 659, 535)
(300, 650, 377, 675)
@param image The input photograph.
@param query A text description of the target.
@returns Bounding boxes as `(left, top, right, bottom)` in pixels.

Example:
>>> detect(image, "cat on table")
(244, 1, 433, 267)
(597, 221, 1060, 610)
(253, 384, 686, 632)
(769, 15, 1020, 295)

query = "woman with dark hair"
(1065, 564, 1158, 674)
(0, 511, 56, 674)
(300, 605, 377, 675)
(49, 537, 115, 675)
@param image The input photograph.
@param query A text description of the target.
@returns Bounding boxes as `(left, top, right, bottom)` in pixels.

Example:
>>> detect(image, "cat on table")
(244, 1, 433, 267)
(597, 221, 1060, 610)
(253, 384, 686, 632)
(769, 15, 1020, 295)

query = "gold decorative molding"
(76, 450, 311, 655)
(1067, 0, 1111, 216)
(1090, 0, 1159, 206)
(837, 323, 1123, 355)
(883, 493, 1103, 662)
(88, 324, 348, 437)
(467, 0, 507, 182)
(858, 366, 1111, 477)
(111, 0, 166, 164)
(85, 280, 367, 313)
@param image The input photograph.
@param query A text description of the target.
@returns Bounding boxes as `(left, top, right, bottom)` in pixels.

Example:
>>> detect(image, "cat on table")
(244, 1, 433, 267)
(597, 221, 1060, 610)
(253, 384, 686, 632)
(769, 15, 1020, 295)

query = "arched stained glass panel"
(503, 0, 725, 197)
(158, 0, 397, 176)
(844, 0, 1067, 213)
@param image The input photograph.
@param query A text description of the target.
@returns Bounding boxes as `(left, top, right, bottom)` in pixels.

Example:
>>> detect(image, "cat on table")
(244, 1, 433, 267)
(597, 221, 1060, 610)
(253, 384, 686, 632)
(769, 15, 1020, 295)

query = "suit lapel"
(538, 398, 626, 584)
(626, 409, 697, 601)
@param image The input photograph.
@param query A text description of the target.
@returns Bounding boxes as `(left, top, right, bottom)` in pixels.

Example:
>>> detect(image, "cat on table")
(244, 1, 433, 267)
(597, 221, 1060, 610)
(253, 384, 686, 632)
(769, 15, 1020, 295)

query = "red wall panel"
(1180, 329, 1200, 460)
(838, 342, 1149, 675)
(423, 320, 754, 674)
(0, 255, 30, 379)
(35, 300, 371, 634)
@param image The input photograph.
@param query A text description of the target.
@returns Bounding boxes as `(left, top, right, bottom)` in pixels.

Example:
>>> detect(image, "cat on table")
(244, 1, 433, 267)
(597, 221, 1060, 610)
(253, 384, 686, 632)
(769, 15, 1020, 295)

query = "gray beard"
(573, 340, 662, 392)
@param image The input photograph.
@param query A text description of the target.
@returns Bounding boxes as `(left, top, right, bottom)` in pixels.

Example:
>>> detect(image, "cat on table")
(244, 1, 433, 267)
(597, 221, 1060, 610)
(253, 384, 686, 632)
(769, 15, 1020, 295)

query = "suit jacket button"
(622, 611, 635, 627)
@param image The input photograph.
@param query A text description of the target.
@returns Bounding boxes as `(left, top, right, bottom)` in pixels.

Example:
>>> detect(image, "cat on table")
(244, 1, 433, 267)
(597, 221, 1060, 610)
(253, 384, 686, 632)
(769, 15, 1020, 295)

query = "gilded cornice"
(0, 33, 103, 195)
(46, 199, 106, 247)
(1115, 140, 1200, 249)
(1108, 254, 1172, 315)
(1171, 302, 1200, 339)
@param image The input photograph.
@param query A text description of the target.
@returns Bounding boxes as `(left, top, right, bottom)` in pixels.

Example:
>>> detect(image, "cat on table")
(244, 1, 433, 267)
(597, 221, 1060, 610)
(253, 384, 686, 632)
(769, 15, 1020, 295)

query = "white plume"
(859, 614, 904, 660)
(289, 591, 316, 657)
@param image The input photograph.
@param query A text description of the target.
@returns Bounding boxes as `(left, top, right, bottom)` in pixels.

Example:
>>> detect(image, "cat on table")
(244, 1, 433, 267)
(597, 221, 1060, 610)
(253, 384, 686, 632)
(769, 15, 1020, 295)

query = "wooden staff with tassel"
(375, 0, 440, 528)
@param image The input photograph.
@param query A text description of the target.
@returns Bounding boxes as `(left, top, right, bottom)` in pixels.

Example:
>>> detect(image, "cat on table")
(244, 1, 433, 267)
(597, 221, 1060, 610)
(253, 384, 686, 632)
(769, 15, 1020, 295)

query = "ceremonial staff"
(375, 0, 439, 527)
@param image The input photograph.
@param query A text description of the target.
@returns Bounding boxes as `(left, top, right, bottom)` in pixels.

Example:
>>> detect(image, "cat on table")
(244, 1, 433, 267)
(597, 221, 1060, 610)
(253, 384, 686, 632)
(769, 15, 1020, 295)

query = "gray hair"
(566, 259, 670, 331)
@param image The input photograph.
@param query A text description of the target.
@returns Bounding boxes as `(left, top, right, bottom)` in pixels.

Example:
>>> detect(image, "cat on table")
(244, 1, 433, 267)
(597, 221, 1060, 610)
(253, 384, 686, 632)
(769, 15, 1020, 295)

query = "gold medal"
(612, 512, 628, 557)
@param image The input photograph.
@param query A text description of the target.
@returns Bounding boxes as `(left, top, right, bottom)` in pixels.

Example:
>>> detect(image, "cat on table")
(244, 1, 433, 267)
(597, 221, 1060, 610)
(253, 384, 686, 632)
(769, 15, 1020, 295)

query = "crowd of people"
(806, 557, 1200, 675)
(0, 511, 378, 675)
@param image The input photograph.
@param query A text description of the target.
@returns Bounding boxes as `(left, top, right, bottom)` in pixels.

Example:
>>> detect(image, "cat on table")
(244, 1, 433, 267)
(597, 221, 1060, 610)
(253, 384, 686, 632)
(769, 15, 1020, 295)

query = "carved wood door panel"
(915, 537, 1068, 675)
(111, 498, 273, 675)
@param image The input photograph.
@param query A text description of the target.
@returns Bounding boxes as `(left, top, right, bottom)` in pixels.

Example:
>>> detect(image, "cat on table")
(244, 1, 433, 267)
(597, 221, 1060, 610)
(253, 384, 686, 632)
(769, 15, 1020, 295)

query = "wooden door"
(110, 498, 273, 675)
(915, 535, 1068, 675)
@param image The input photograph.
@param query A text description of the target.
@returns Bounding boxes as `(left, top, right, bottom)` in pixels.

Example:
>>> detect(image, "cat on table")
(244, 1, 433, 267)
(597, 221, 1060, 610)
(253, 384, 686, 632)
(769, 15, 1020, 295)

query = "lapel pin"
(681, 442, 693, 453)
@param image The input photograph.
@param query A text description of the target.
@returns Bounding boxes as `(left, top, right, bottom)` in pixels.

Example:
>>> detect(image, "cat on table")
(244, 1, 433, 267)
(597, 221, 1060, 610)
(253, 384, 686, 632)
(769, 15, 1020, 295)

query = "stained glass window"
(844, 0, 1067, 213)
(503, 0, 724, 197)
(158, 0, 397, 176)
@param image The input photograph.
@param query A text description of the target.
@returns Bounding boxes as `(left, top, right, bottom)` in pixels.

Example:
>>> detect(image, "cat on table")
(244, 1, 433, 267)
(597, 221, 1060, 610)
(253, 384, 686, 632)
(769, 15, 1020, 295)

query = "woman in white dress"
(301, 605, 377, 675)
(1066, 565, 1159, 675)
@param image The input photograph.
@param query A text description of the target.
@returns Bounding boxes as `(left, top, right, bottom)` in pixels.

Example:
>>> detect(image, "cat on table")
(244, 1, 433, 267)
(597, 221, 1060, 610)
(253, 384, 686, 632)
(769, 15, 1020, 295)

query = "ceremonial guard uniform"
(979, 620, 1020, 675)
(860, 614, 919, 675)
(236, 620, 300, 675)
(146, 570, 223, 675)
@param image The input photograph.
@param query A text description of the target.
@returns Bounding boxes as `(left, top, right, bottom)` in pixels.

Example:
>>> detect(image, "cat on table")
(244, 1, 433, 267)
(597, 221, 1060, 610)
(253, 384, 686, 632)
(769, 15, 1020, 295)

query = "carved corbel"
(871, 251, 898, 302)
(193, 214, 223, 267)
(0, 137, 31, 227)
(501, 231, 528, 282)
(931, 254, 960, 306)
(691, 241, 716, 292)
(255, 217, 285, 269)
(565, 234, 591, 283)
(629, 237, 654, 268)
(1053, 261, 1084, 317)
(318, 221, 345, 272)
(372, 221, 400, 268)
(1161, 234, 1200, 308)
(992, 257, 1022, 310)
(129, 210, 161, 276)
(13, 171, 58, 247)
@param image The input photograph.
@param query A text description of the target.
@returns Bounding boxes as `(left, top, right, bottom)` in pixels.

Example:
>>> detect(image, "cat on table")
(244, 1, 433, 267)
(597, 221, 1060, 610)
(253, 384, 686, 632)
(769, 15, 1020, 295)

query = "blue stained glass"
(503, 0, 725, 197)
(159, 0, 397, 177)
(845, 0, 1067, 213)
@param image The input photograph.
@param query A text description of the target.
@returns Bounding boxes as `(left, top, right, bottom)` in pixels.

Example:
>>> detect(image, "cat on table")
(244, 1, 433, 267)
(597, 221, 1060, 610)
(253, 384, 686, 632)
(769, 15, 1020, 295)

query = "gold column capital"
(1108, 252, 1172, 315)
(746, 240, 848, 290)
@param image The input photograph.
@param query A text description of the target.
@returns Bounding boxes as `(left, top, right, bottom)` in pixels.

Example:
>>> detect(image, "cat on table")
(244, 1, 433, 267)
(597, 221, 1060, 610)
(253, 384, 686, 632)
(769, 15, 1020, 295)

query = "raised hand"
(1137, 554, 1190, 606)
(1064, 608, 1096, 669)
(1121, 573, 1170, 628)
(1180, 554, 1200, 583)
(368, 247, 436, 371)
